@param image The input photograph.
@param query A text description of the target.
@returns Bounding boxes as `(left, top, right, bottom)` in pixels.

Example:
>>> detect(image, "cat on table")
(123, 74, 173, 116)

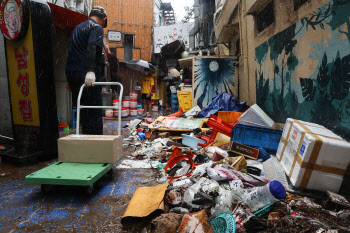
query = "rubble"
(120, 99, 350, 232)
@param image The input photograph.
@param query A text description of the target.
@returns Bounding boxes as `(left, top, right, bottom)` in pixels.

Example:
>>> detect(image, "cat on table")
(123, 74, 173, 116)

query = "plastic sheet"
(198, 93, 247, 118)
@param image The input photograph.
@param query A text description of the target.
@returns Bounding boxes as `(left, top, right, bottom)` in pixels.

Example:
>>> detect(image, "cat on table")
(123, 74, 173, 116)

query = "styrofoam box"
(238, 104, 274, 128)
(276, 118, 350, 192)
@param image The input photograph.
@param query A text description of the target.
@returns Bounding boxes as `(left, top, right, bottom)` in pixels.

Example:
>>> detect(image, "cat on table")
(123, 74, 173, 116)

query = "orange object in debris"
(218, 111, 243, 123)
(163, 147, 197, 183)
(167, 107, 184, 117)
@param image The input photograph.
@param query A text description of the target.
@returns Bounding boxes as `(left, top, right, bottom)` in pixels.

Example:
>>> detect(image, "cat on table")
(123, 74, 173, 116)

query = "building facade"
(94, 0, 154, 62)
(215, 0, 350, 139)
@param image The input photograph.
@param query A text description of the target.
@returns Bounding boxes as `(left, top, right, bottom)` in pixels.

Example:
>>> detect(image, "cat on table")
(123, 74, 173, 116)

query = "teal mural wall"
(255, 0, 350, 139)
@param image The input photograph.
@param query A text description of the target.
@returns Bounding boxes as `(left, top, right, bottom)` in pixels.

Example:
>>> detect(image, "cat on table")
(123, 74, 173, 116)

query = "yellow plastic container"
(218, 111, 243, 123)
(151, 93, 160, 99)
(177, 91, 192, 112)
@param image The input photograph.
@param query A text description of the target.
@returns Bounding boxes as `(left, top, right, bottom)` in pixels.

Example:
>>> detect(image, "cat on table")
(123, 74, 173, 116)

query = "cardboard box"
(58, 135, 123, 164)
(277, 118, 350, 192)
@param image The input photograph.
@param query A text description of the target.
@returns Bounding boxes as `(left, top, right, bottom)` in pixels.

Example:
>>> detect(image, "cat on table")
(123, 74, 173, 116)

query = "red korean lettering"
(16, 73, 29, 96)
(15, 46, 28, 70)
(18, 99, 32, 122)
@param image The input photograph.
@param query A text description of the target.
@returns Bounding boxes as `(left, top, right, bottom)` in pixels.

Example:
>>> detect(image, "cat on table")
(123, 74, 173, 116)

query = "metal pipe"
(189, 0, 200, 50)
(0, 135, 13, 140)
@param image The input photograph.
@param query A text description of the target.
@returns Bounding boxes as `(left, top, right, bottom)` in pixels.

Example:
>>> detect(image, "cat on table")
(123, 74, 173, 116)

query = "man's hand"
(85, 71, 96, 87)
(147, 93, 151, 98)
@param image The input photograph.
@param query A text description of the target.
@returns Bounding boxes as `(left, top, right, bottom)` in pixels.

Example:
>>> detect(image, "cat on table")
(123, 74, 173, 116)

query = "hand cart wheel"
(41, 184, 50, 194)
(84, 184, 94, 195)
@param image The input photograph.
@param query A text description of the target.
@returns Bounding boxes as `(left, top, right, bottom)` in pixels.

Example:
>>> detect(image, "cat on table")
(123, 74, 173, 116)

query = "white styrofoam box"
(276, 118, 350, 192)
(238, 104, 274, 128)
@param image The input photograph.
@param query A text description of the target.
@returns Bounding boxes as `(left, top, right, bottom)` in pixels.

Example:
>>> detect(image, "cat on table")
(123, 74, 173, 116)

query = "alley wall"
(253, 0, 350, 139)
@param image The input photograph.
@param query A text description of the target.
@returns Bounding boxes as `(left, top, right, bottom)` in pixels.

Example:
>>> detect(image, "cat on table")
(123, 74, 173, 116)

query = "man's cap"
(90, 6, 107, 18)
(90, 6, 107, 28)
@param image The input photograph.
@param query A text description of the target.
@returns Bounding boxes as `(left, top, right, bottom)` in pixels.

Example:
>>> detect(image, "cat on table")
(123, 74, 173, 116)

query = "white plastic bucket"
(130, 108, 138, 116)
(130, 100, 137, 108)
(105, 109, 113, 118)
(130, 92, 138, 100)
(121, 108, 129, 117)
(122, 100, 130, 108)
(113, 100, 120, 117)
(152, 105, 159, 112)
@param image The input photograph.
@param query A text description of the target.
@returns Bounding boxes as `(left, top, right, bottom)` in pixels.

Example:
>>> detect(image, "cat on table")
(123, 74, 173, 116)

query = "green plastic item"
(25, 162, 112, 186)
(157, 163, 166, 170)
(253, 203, 275, 217)
(210, 212, 236, 233)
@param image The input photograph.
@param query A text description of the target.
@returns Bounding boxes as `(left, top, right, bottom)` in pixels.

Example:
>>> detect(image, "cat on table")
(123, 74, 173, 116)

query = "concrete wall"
(0, 34, 13, 138)
(254, 0, 350, 139)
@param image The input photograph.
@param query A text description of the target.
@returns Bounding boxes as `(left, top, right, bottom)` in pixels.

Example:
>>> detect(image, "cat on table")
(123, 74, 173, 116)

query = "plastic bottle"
(242, 180, 286, 212)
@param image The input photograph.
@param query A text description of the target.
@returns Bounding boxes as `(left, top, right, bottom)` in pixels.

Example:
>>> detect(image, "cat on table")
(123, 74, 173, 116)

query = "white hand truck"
(76, 82, 124, 135)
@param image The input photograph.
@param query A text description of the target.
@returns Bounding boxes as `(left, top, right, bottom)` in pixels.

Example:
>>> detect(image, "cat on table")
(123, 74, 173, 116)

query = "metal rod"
(0, 135, 14, 140)
(76, 82, 124, 136)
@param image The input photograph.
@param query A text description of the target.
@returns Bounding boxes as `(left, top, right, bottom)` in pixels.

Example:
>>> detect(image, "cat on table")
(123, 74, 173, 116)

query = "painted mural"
(153, 23, 194, 53)
(193, 57, 236, 108)
(255, 0, 350, 139)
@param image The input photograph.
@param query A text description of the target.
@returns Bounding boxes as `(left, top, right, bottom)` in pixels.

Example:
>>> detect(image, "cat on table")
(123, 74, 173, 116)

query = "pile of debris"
(119, 93, 350, 232)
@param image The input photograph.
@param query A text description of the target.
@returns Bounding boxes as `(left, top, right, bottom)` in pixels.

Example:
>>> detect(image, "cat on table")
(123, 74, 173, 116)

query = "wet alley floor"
(0, 159, 161, 232)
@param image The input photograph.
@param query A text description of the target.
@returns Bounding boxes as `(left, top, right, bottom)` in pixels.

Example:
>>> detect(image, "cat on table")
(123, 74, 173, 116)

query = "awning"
(48, 3, 88, 31)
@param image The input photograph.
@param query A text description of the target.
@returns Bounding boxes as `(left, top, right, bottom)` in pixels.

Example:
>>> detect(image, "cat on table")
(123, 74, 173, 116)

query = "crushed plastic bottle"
(242, 180, 286, 212)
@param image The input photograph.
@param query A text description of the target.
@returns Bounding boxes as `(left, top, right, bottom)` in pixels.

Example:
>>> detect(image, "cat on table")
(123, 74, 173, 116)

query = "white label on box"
(287, 139, 297, 156)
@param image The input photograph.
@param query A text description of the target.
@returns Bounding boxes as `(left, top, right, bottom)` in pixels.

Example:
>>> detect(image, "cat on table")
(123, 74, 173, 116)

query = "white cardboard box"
(238, 104, 274, 128)
(276, 118, 350, 192)
(58, 135, 123, 164)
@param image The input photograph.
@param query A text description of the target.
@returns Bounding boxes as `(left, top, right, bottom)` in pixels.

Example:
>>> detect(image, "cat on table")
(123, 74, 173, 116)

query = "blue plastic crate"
(231, 124, 282, 153)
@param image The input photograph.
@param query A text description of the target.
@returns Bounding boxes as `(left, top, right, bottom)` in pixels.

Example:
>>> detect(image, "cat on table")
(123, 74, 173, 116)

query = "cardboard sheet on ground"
(121, 184, 168, 226)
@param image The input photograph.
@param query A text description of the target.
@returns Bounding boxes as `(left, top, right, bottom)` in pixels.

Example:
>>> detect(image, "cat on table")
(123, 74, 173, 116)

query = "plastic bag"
(198, 93, 247, 118)
(205, 146, 229, 159)
(179, 210, 214, 233)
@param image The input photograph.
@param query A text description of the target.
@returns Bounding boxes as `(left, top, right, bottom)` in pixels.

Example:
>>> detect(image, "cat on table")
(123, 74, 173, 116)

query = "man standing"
(66, 6, 107, 135)
(141, 68, 154, 115)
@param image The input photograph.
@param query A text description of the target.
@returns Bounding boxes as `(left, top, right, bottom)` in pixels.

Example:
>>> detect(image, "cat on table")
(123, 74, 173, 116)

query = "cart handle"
(76, 82, 124, 136)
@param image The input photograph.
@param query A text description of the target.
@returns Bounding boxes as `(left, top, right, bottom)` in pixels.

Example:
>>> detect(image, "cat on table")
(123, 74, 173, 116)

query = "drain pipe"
(189, 0, 200, 50)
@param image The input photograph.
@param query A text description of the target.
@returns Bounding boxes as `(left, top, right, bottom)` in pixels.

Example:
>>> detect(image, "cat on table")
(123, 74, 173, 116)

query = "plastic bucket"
(122, 100, 130, 108)
(130, 92, 138, 100)
(105, 109, 113, 118)
(121, 108, 129, 117)
(152, 105, 159, 112)
(112, 100, 120, 117)
(130, 100, 137, 108)
(130, 108, 138, 116)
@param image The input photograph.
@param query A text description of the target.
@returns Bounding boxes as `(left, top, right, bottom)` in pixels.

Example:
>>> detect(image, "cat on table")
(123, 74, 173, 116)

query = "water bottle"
(242, 180, 286, 212)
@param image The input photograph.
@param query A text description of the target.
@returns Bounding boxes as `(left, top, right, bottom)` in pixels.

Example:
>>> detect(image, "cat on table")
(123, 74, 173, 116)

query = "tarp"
(198, 93, 247, 118)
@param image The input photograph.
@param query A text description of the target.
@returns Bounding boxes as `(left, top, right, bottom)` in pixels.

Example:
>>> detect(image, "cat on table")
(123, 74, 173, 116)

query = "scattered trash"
(117, 97, 350, 232)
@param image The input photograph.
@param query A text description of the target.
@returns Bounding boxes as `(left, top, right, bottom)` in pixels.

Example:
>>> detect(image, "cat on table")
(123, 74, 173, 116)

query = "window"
(256, 1, 275, 34)
(294, 0, 309, 11)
